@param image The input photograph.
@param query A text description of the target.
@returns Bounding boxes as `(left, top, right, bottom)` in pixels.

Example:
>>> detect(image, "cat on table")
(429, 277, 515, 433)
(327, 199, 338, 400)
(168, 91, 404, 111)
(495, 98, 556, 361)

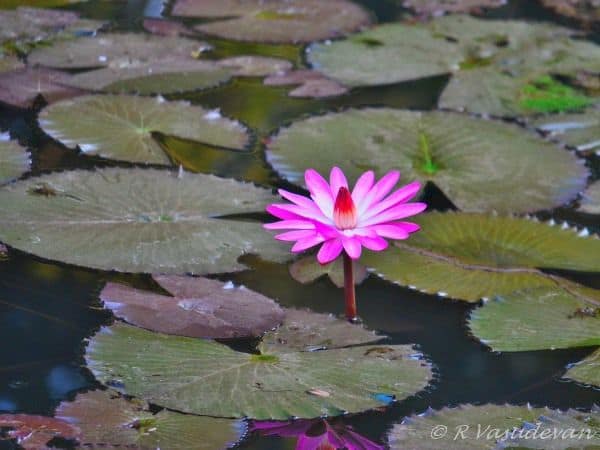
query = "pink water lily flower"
(264, 167, 426, 320)
(265, 167, 426, 263)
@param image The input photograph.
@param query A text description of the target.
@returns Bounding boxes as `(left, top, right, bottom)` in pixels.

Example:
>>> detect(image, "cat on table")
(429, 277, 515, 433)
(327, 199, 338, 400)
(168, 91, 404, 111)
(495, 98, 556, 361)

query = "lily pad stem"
(343, 252, 358, 322)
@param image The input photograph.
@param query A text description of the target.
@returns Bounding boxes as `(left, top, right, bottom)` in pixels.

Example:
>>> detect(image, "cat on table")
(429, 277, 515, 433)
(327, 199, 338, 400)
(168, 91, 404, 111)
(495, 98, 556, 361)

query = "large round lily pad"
(100, 275, 284, 338)
(308, 15, 600, 116)
(579, 182, 600, 214)
(387, 404, 600, 450)
(173, 0, 372, 44)
(85, 322, 431, 420)
(0, 134, 30, 185)
(39, 95, 249, 164)
(64, 59, 232, 95)
(0, 168, 289, 274)
(27, 32, 209, 70)
(468, 285, 600, 351)
(362, 212, 600, 302)
(533, 110, 600, 153)
(565, 348, 600, 388)
(267, 109, 587, 213)
(260, 308, 383, 353)
(56, 390, 244, 449)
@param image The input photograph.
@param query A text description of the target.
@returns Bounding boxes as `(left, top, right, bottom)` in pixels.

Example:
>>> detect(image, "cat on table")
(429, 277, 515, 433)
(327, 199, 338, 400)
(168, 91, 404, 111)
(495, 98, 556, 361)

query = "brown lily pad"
(0, 7, 78, 43)
(173, 0, 372, 44)
(0, 414, 80, 450)
(217, 56, 293, 77)
(541, 0, 600, 27)
(100, 275, 285, 339)
(403, 0, 507, 18)
(264, 69, 349, 98)
(0, 68, 84, 109)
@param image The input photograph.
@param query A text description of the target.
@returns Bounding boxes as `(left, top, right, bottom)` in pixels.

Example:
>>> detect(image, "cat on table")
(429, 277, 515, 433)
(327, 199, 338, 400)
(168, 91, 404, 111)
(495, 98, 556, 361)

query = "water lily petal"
(358, 170, 400, 214)
(278, 188, 318, 210)
(266, 204, 304, 220)
(292, 234, 325, 252)
(270, 203, 332, 224)
(370, 224, 409, 239)
(351, 170, 375, 207)
(342, 236, 362, 259)
(317, 239, 343, 264)
(358, 235, 388, 251)
(360, 181, 421, 221)
(296, 434, 327, 450)
(305, 168, 334, 218)
(275, 230, 318, 241)
(360, 202, 427, 227)
(329, 166, 348, 197)
(264, 220, 315, 230)
(394, 221, 421, 233)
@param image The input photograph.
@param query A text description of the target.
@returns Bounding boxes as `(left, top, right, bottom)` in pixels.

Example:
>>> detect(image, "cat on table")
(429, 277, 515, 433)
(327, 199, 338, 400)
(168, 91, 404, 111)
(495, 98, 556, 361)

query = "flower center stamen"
(333, 187, 357, 230)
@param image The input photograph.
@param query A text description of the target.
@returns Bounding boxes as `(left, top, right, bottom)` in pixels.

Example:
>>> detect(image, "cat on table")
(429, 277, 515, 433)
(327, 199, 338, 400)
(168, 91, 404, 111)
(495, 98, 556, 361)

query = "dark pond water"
(0, 0, 599, 449)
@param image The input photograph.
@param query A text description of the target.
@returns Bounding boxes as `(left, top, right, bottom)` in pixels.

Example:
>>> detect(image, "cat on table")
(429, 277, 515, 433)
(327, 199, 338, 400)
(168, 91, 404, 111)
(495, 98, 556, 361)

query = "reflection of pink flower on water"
(250, 418, 384, 450)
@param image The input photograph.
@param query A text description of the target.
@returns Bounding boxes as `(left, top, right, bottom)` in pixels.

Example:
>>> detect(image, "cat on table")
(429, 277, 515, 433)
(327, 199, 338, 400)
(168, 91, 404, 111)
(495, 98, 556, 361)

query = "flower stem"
(342, 252, 357, 322)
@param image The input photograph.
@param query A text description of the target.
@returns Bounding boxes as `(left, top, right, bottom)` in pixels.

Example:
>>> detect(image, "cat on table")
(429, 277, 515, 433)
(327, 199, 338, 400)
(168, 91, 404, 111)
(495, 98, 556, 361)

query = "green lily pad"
(565, 348, 600, 388)
(39, 95, 249, 164)
(518, 75, 593, 113)
(267, 109, 587, 213)
(0, 168, 289, 274)
(508, 407, 600, 449)
(27, 32, 209, 69)
(532, 110, 600, 153)
(100, 275, 285, 339)
(86, 322, 431, 420)
(403, 0, 506, 17)
(0, 54, 23, 73)
(56, 390, 244, 449)
(362, 212, 600, 302)
(388, 404, 600, 450)
(0, 68, 85, 109)
(173, 0, 372, 44)
(260, 308, 383, 353)
(308, 15, 600, 116)
(289, 255, 368, 288)
(0, 134, 30, 184)
(0, 414, 79, 450)
(579, 182, 600, 214)
(468, 285, 600, 351)
(64, 59, 232, 95)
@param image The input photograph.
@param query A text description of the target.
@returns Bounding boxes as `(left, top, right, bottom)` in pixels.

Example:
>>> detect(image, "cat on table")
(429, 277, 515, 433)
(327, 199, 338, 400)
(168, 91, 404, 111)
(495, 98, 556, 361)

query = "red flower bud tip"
(333, 187, 357, 230)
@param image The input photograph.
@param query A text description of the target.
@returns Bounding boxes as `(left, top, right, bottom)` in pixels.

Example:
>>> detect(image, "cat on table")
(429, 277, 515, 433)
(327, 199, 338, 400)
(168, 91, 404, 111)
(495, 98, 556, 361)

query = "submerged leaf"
(264, 69, 349, 98)
(362, 212, 600, 302)
(469, 285, 600, 351)
(39, 95, 249, 164)
(0, 67, 84, 109)
(100, 275, 284, 338)
(28, 32, 209, 69)
(289, 255, 368, 288)
(260, 308, 383, 353)
(308, 15, 600, 116)
(86, 322, 431, 420)
(579, 182, 600, 214)
(0, 168, 289, 274)
(565, 348, 600, 387)
(0, 134, 30, 185)
(267, 109, 587, 213)
(173, 0, 372, 43)
(0, 414, 79, 450)
(56, 390, 244, 449)
(217, 56, 293, 77)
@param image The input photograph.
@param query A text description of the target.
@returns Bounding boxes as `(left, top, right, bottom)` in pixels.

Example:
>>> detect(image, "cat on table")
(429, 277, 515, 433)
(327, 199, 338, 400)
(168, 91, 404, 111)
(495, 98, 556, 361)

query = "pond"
(0, 0, 599, 449)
